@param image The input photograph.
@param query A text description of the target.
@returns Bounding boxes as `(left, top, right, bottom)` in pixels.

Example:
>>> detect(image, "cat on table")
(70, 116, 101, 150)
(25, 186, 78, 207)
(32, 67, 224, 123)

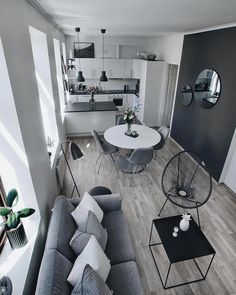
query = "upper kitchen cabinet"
(78, 58, 101, 79)
(105, 59, 125, 78)
(124, 59, 134, 79)
(132, 59, 142, 79)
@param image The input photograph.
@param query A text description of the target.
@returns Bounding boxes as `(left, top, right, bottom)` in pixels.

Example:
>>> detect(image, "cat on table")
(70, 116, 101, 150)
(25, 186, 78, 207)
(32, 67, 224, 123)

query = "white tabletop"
(104, 124, 161, 149)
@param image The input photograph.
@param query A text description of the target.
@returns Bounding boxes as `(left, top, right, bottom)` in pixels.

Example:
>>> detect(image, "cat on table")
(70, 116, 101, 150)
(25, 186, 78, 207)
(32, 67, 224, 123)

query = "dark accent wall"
(171, 27, 236, 181)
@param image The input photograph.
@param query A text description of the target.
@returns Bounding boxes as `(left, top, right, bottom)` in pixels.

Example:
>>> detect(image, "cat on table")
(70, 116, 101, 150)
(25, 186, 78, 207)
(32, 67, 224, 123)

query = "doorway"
(162, 64, 178, 127)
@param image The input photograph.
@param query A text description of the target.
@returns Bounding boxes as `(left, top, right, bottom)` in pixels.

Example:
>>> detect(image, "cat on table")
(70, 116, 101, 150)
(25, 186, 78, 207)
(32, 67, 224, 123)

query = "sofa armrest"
(69, 193, 122, 212)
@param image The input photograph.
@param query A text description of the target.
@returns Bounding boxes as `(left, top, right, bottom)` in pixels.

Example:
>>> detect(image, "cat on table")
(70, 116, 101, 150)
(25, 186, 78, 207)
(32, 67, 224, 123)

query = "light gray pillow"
(71, 264, 112, 295)
(70, 211, 108, 255)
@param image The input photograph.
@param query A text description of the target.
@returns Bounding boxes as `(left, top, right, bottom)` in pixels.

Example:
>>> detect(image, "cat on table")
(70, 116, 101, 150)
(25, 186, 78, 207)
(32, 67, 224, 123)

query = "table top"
(153, 215, 215, 264)
(65, 101, 118, 113)
(104, 124, 161, 149)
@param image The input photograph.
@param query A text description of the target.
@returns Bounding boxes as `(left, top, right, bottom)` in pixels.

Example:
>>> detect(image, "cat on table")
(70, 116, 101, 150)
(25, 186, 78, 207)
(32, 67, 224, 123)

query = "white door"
(221, 128, 236, 193)
(162, 64, 178, 127)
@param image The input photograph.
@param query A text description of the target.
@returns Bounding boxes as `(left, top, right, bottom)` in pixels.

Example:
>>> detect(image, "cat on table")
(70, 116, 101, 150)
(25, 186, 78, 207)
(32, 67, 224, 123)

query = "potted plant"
(123, 107, 135, 134)
(0, 188, 35, 249)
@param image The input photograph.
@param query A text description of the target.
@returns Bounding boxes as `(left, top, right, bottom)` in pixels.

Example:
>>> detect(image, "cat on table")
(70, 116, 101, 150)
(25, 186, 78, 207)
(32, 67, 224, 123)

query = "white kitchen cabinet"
(69, 95, 80, 103)
(124, 59, 133, 78)
(77, 94, 109, 102)
(78, 95, 90, 102)
(76, 58, 101, 79)
(95, 95, 109, 102)
(105, 59, 124, 78)
(132, 59, 142, 79)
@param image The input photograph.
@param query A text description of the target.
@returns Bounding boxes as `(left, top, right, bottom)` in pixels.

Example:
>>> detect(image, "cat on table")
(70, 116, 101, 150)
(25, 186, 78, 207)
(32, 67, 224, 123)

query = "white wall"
(65, 34, 154, 59)
(150, 34, 184, 65)
(66, 33, 184, 65)
(0, 0, 66, 293)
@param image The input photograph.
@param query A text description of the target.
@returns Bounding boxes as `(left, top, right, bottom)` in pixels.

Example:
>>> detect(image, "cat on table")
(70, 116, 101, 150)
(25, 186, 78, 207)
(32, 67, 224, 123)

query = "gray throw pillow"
(72, 264, 112, 295)
(70, 211, 108, 255)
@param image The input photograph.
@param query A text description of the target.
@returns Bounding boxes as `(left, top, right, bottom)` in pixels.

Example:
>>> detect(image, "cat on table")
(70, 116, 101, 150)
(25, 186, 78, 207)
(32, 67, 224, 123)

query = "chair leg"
(109, 153, 115, 162)
(96, 154, 101, 164)
(129, 165, 137, 187)
(97, 155, 103, 174)
(144, 164, 153, 185)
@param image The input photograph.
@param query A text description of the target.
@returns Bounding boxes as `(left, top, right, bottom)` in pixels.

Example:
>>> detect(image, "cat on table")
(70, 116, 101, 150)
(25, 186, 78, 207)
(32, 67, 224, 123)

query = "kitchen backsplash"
(69, 79, 136, 91)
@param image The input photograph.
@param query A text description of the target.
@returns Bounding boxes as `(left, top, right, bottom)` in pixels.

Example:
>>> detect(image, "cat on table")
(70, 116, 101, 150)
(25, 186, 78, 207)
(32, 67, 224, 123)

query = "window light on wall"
(29, 26, 59, 164)
(0, 36, 40, 290)
(53, 38, 65, 122)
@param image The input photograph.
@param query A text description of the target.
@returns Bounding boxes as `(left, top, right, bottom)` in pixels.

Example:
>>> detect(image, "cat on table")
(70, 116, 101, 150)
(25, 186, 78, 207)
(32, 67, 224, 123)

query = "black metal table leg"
(164, 263, 172, 288)
(149, 221, 154, 245)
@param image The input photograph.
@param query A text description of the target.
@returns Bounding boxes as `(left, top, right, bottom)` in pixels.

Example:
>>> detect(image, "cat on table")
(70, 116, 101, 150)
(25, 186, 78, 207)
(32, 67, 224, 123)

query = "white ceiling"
(37, 0, 236, 36)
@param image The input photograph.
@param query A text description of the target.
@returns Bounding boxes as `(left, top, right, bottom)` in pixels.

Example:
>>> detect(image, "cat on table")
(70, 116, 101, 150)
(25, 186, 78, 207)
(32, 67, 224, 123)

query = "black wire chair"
(158, 150, 212, 227)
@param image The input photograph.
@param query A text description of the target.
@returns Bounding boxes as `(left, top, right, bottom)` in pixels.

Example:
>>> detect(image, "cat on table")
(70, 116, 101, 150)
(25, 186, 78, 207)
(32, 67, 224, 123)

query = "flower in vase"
(123, 107, 136, 124)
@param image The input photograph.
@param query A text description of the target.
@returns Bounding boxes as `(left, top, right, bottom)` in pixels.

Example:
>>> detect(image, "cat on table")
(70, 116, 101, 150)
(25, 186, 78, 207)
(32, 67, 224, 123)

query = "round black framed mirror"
(194, 69, 221, 109)
(180, 84, 193, 106)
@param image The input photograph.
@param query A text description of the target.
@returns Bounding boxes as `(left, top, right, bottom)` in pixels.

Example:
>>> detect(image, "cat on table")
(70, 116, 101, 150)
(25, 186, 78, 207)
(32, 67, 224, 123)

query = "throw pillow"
(67, 235, 111, 287)
(71, 264, 112, 295)
(71, 192, 104, 231)
(70, 211, 108, 255)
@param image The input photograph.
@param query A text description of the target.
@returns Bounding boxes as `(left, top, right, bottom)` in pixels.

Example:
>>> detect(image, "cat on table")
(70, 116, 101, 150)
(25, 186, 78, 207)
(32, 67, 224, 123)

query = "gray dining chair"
(154, 126, 170, 158)
(116, 116, 126, 125)
(91, 129, 118, 174)
(116, 147, 154, 186)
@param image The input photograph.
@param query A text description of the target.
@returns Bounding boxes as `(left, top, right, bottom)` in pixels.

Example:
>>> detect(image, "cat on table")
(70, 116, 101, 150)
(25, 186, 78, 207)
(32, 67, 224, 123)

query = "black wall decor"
(74, 42, 95, 58)
(171, 26, 236, 181)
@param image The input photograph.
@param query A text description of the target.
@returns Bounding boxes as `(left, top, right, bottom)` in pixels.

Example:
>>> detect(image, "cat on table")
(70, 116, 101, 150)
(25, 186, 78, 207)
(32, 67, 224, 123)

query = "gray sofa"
(35, 193, 144, 295)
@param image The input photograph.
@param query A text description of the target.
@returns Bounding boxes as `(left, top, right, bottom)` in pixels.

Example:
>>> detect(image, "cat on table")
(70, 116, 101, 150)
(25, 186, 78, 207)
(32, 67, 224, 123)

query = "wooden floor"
(62, 137, 236, 295)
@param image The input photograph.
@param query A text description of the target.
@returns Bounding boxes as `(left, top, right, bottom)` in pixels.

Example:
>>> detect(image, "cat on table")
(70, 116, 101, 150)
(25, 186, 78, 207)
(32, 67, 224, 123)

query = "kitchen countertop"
(65, 101, 118, 113)
(69, 89, 137, 95)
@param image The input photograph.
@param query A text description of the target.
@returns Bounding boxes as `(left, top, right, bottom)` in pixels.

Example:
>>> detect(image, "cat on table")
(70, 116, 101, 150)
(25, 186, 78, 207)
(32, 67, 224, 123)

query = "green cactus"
(0, 189, 35, 230)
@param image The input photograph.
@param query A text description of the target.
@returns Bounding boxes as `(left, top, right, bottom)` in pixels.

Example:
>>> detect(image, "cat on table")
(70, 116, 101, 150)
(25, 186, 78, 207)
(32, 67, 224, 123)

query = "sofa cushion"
(68, 236, 111, 287)
(107, 261, 144, 295)
(35, 249, 73, 295)
(45, 195, 77, 262)
(102, 210, 136, 265)
(72, 264, 112, 295)
(72, 192, 104, 231)
(70, 211, 108, 255)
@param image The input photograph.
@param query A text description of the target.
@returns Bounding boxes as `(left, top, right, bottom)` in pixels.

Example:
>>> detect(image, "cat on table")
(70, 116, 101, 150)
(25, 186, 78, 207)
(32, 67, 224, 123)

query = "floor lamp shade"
(70, 142, 83, 160)
(61, 140, 83, 197)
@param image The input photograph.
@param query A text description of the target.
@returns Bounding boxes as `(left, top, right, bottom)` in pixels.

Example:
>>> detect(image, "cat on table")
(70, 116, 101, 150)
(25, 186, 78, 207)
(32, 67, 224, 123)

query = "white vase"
(179, 219, 190, 231)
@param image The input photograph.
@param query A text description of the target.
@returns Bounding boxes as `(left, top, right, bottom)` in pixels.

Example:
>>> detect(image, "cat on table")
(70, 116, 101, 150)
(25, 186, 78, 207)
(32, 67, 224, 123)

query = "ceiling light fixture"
(75, 27, 85, 82)
(100, 29, 108, 82)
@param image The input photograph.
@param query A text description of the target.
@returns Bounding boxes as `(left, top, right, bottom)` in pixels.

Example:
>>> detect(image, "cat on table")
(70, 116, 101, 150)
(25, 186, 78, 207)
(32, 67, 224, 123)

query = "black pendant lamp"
(100, 29, 108, 82)
(75, 27, 85, 82)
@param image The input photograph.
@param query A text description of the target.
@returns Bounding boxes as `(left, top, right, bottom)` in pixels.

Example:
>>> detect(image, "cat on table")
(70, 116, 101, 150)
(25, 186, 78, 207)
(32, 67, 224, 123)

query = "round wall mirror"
(194, 69, 221, 109)
(180, 84, 193, 106)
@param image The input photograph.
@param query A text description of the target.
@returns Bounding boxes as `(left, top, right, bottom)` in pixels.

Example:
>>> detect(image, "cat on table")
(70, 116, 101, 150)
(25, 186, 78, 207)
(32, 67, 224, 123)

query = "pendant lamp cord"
(77, 31, 81, 70)
(102, 33, 104, 70)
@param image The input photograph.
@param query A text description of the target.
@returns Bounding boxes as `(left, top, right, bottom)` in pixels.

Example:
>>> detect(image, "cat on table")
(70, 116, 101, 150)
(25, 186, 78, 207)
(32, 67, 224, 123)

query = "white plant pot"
(179, 219, 190, 231)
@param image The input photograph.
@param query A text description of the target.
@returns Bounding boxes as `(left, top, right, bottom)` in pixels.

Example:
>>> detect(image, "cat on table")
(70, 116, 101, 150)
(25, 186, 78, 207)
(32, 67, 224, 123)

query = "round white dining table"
(104, 124, 161, 149)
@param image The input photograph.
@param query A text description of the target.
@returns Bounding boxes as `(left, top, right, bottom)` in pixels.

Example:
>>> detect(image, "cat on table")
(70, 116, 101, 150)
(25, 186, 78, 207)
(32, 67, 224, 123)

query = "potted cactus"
(0, 188, 35, 249)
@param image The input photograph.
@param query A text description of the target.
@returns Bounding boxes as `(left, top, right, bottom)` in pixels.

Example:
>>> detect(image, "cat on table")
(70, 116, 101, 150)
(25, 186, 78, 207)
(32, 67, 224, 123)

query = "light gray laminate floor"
(62, 136, 236, 295)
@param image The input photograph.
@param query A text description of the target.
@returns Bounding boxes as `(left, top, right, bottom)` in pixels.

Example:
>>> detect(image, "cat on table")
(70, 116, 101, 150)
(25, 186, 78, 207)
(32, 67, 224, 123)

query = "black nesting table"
(149, 215, 215, 289)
